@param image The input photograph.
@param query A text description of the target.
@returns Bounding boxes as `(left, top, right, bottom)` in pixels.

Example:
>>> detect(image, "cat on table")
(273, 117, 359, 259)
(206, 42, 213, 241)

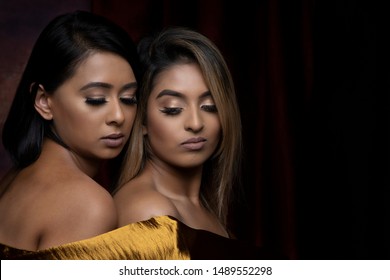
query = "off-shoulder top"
(0, 215, 259, 260)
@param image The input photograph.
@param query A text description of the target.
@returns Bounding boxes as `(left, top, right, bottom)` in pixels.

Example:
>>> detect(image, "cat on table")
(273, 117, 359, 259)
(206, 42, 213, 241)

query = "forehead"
(57, 51, 135, 92)
(74, 52, 130, 76)
(151, 63, 209, 99)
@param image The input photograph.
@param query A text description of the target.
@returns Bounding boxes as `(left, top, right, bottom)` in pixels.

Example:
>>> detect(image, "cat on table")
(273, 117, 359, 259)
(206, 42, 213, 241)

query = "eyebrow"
(156, 89, 211, 99)
(80, 82, 137, 92)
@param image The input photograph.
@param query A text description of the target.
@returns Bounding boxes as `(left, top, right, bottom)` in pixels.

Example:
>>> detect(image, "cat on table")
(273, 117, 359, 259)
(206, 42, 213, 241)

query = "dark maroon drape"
(0, 0, 316, 260)
(92, 0, 390, 260)
(1, 0, 387, 259)
(91, 0, 317, 260)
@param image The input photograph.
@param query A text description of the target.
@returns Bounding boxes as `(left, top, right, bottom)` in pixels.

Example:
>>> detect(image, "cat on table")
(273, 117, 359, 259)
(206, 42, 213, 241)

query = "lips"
(181, 137, 207, 150)
(101, 133, 125, 148)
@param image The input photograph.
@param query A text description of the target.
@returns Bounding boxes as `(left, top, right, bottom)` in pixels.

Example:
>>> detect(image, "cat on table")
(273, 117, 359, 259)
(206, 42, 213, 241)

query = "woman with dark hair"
(114, 27, 259, 259)
(0, 10, 140, 257)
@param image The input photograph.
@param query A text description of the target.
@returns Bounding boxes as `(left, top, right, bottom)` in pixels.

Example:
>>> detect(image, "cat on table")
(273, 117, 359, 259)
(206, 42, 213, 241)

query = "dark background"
(0, 0, 388, 259)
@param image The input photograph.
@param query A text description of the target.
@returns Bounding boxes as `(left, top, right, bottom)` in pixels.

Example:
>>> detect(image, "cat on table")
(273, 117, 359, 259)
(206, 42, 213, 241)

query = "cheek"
(56, 112, 97, 137)
(52, 104, 84, 127)
(208, 116, 222, 140)
(52, 95, 85, 120)
(146, 114, 176, 144)
(147, 120, 171, 141)
(52, 103, 102, 138)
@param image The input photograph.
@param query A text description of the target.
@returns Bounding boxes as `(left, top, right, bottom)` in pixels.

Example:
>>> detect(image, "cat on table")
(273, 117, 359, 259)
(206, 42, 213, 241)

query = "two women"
(1, 13, 253, 258)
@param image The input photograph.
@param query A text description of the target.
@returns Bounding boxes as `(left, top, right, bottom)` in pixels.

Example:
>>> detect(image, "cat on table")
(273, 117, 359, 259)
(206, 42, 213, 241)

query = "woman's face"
(144, 62, 221, 169)
(46, 52, 137, 160)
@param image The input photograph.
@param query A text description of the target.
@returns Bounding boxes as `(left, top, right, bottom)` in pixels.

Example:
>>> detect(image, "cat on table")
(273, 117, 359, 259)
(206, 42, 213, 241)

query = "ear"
(34, 84, 53, 120)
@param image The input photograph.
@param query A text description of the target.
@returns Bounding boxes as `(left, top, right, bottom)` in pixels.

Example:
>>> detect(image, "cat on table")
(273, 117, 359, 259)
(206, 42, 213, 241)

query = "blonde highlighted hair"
(115, 27, 242, 226)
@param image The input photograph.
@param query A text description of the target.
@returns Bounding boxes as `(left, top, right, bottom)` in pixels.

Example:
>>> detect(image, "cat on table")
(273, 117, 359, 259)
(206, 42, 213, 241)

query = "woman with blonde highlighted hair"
(113, 27, 256, 259)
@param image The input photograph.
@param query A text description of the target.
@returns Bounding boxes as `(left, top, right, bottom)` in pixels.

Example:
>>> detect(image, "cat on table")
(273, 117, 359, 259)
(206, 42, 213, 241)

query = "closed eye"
(201, 104, 218, 113)
(85, 97, 107, 106)
(120, 96, 137, 105)
(160, 107, 183, 115)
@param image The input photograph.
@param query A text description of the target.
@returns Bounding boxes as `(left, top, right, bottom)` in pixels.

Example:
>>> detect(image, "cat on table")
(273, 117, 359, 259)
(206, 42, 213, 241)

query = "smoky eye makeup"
(85, 97, 107, 106)
(85, 96, 137, 106)
(159, 107, 183, 115)
(119, 85, 138, 106)
(201, 104, 218, 112)
(157, 96, 185, 115)
(200, 94, 218, 112)
(120, 96, 137, 105)
(82, 87, 109, 106)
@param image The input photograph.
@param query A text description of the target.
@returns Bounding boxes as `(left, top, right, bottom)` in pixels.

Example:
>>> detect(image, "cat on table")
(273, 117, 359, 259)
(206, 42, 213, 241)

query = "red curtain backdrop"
(91, 0, 316, 260)
(0, 0, 387, 259)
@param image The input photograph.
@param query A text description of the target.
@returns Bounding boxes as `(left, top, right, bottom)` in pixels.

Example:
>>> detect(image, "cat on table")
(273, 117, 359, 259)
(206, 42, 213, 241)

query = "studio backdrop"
(0, 0, 387, 259)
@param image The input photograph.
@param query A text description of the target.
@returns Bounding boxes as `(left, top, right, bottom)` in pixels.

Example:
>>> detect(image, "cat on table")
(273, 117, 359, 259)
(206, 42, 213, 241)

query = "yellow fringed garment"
(1, 215, 259, 260)
(1, 216, 190, 260)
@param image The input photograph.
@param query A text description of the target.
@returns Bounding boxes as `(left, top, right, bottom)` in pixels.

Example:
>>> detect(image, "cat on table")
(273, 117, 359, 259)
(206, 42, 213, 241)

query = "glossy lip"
(181, 137, 207, 151)
(101, 133, 125, 148)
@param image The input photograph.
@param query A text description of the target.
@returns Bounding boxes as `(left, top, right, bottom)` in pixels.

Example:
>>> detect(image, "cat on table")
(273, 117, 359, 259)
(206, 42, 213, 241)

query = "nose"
(106, 99, 125, 126)
(184, 107, 204, 133)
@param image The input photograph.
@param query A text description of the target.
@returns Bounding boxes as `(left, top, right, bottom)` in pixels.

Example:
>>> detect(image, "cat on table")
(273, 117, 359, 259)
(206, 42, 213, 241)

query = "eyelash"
(85, 98, 106, 106)
(160, 105, 218, 115)
(120, 97, 138, 105)
(201, 104, 218, 113)
(160, 107, 182, 115)
(85, 97, 137, 106)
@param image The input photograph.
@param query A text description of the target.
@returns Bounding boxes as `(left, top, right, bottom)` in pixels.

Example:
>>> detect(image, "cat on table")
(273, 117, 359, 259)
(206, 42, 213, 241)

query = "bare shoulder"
(49, 175, 116, 226)
(36, 175, 116, 248)
(0, 165, 116, 249)
(114, 177, 179, 226)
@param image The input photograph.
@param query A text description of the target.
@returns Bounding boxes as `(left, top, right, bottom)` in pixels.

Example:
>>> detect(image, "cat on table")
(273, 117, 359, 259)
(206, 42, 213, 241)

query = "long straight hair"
(116, 27, 242, 226)
(2, 10, 140, 169)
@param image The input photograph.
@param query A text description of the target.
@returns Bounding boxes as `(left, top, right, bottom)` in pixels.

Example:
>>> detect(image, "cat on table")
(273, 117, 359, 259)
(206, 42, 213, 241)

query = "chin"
(99, 150, 123, 159)
(174, 161, 205, 169)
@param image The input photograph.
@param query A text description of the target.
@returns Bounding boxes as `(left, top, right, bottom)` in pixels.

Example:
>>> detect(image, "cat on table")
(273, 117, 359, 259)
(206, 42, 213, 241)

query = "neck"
(145, 157, 203, 203)
(40, 138, 101, 178)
